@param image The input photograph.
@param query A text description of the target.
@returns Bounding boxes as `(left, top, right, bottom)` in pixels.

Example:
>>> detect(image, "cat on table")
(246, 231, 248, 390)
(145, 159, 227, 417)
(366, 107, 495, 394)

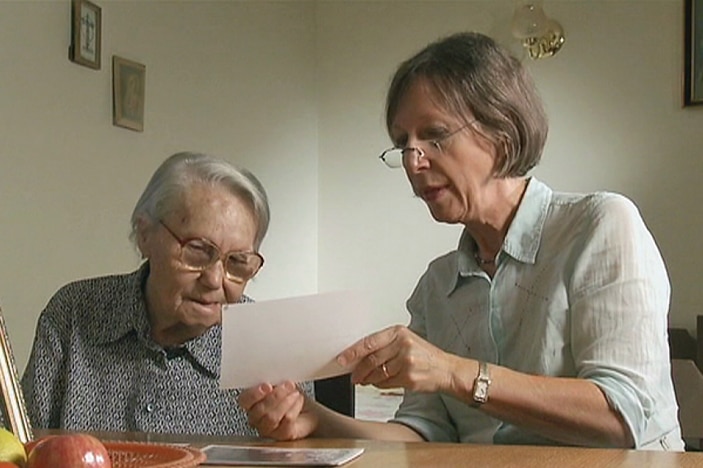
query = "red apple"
(0, 462, 20, 468)
(26, 434, 111, 468)
(24, 436, 51, 457)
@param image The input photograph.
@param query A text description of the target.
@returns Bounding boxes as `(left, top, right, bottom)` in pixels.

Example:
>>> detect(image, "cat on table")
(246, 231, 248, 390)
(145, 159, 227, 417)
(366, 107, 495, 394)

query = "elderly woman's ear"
(135, 216, 153, 259)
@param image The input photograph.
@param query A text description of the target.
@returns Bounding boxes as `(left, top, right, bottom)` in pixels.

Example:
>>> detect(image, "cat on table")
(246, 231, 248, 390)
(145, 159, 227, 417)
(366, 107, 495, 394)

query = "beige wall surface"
(1, 0, 702, 375)
(0, 0, 319, 371)
(316, 1, 703, 331)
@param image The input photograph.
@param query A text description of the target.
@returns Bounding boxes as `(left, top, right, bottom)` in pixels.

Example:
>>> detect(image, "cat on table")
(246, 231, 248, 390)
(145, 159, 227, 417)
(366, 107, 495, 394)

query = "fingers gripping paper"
(220, 291, 382, 389)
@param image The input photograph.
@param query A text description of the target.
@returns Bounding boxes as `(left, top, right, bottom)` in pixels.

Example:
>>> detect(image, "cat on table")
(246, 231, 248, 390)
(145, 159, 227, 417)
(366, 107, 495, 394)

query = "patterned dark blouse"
(20, 263, 313, 435)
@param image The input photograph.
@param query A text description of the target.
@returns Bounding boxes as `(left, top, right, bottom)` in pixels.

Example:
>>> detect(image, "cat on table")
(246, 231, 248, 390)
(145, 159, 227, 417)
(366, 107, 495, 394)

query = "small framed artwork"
(684, 0, 703, 106)
(112, 56, 146, 132)
(0, 307, 33, 443)
(69, 0, 101, 70)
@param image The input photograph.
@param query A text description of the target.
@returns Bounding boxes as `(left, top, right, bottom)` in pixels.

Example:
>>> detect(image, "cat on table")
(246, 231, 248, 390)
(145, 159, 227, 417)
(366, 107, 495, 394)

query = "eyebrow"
(391, 122, 456, 147)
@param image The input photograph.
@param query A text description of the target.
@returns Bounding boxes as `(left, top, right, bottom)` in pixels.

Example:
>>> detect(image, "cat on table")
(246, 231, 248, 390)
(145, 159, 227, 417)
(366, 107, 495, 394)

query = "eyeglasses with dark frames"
(378, 121, 476, 169)
(159, 220, 264, 283)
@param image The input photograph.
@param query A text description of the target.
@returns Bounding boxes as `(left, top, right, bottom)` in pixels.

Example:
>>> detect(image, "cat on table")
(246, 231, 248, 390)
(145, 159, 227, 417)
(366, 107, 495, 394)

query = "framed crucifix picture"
(69, 0, 102, 70)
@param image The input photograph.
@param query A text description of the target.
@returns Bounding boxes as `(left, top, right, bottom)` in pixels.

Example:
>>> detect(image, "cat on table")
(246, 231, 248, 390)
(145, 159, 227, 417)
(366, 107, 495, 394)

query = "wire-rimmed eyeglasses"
(378, 122, 475, 169)
(159, 220, 264, 283)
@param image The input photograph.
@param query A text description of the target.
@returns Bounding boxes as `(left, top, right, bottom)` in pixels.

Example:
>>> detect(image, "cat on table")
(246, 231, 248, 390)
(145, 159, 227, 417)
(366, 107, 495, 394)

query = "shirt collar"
(502, 177, 552, 264)
(91, 262, 151, 345)
(175, 294, 252, 377)
(92, 262, 251, 378)
(178, 324, 222, 377)
(448, 177, 553, 294)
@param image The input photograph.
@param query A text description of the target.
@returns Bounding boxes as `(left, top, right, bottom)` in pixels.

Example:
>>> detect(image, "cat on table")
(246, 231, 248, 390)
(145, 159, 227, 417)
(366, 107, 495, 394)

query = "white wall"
(0, 0, 319, 372)
(315, 0, 703, 332)
(1, 0, 702, 375)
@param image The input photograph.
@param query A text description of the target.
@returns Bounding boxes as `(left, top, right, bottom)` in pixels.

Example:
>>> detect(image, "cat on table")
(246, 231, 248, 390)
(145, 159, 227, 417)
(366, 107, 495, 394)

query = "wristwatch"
(471, 361, 491, 408)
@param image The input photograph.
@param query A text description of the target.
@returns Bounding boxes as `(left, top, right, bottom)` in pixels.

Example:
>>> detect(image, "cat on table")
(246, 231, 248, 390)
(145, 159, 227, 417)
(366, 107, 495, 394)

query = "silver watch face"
(473, 362, 491, 405)
(475, 382, 489, 402)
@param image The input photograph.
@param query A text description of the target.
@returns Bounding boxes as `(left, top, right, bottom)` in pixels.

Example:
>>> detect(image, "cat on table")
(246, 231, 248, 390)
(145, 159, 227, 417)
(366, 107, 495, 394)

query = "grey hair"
(385, 32, 548, 177)
(129, 151, 270, 250)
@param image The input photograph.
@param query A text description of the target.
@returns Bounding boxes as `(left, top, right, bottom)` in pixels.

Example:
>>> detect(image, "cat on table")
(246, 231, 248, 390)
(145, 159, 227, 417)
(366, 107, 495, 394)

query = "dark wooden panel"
(314, 373, 355, 417)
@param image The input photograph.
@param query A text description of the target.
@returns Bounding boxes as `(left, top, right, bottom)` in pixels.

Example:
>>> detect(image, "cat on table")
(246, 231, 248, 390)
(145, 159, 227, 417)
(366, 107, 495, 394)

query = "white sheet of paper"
(220, 291, 383, 389)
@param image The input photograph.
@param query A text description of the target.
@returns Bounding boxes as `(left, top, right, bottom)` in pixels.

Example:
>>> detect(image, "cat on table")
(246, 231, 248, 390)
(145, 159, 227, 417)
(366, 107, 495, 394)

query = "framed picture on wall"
(69, 0, 101, 70)
(112, 56, 146, 132)
(684, 0, 703, 106)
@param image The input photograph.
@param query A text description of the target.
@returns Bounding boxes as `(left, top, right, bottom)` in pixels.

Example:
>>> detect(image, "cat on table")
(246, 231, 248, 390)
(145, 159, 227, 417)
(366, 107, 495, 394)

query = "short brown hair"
(385, 32, 548, 177)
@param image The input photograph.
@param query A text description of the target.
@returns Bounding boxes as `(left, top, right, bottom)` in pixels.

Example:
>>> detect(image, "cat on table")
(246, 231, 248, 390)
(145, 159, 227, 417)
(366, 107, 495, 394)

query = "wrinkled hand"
(238, 381, 319, 440)
(338, 325, 457, 393)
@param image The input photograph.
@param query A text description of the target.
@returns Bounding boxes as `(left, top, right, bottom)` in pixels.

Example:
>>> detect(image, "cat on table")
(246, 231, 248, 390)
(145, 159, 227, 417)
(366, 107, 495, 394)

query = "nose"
(199, 259, 226, 288)
(403, 146, 430, 172)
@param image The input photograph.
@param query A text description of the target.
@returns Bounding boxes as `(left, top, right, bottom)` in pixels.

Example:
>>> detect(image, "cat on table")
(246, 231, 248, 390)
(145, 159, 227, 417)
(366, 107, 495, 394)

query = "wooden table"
(39, 430, 703, 467)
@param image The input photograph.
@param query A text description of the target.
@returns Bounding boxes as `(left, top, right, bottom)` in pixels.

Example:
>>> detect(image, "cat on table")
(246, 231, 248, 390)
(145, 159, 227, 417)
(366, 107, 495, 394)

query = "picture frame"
(69, 0, 101, 70)
(0, 306, 33, 443)
(684, 0, 703, 106)
(112, 56, 146, 132)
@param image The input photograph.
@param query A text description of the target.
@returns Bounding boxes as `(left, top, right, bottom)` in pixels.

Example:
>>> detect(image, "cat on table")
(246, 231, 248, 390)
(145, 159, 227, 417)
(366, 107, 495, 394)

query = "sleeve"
(391, 391, 458, 442)
(20, 294, 71, 430)
(389, 272, 458, 443)
(569, 194, 673, 448)
(298, 380, 315, 399)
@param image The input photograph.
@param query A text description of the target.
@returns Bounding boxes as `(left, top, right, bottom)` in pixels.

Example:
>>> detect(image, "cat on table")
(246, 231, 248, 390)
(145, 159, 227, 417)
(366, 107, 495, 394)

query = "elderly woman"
(21, 151, 311, 435)
(240, 32, 683, 450)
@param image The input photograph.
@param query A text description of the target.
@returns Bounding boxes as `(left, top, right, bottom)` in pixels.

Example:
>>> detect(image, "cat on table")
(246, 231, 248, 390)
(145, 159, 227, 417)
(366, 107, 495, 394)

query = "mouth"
(418, 185, 447, 203)
(190, 298, 223, 314)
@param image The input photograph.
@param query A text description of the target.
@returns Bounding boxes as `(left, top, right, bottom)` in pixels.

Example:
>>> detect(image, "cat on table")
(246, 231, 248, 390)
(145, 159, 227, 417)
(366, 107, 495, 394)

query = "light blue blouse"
(392, 178, 684, 451)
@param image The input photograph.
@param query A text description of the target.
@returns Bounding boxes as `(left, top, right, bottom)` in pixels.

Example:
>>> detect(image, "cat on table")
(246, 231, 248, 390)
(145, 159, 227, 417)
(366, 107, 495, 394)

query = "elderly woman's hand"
(238, 381, 319, 440)
(337, 325, 461, 394)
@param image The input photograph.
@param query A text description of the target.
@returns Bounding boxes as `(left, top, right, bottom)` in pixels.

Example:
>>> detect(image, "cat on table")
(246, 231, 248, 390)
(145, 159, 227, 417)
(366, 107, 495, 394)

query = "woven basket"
(106, 441, 205, 468)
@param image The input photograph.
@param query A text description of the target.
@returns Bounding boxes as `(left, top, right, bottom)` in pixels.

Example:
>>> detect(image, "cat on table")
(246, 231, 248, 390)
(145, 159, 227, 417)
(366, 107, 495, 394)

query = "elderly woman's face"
(390, 78, 499, 225)
(138, 182, 258, 343)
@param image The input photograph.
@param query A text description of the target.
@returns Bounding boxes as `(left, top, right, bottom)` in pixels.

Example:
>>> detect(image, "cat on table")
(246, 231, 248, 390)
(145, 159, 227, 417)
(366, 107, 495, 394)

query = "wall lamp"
(511, 1, 565, 59)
